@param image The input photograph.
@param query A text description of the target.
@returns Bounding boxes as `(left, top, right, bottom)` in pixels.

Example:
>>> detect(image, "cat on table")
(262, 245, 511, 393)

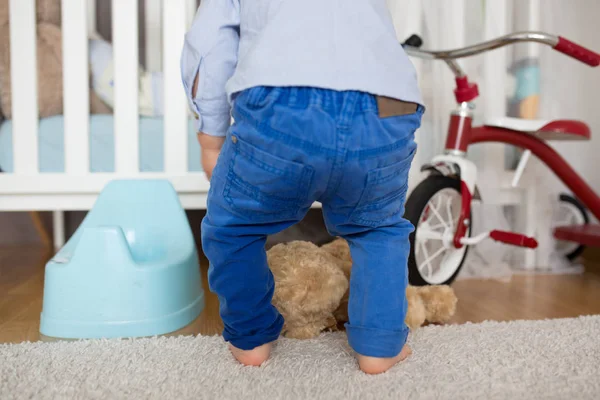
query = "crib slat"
(9, 0, 39, 174)
(62, 0, 91, 174)
(145, 0, 162, 72)
(112, 0, 139, 173)
(87, 0, 97, 36)
(163, 0, 189, 174)
(186, 0, 198, 29)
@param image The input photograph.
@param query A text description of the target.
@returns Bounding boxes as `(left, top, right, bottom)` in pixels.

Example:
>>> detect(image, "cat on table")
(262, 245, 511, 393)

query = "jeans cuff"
(224, 314, 284, 351)
(345, 323, 410, 358)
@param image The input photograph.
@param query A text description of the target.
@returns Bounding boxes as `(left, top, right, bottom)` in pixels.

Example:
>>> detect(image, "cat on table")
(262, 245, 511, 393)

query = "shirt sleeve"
(180, 0, 240, 137)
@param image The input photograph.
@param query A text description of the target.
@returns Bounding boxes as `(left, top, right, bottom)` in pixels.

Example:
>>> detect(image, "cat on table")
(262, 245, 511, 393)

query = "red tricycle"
(400, 32, 600, 286)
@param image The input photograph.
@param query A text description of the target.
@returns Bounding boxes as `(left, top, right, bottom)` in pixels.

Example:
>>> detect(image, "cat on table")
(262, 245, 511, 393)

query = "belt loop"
(288, 87, 299, 107)
(337, 91, 360, 130)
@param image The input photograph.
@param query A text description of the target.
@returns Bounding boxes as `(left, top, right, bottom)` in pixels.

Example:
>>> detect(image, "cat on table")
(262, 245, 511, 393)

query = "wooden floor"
(2, 245, 600, 344)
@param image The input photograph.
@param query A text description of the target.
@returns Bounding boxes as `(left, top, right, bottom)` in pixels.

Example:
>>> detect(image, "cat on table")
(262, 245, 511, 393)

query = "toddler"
(180, 0, 424, 375)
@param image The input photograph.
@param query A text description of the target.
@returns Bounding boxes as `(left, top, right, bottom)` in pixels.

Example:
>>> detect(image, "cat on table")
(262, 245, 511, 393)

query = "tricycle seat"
(485, 117, 590, 141)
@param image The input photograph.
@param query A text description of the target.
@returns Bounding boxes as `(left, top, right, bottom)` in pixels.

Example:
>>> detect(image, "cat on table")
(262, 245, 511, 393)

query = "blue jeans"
(201, 87, 424, 358)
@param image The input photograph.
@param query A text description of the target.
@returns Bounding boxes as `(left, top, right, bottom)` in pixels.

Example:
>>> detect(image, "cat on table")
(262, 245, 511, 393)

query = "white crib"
(0, 0, 205, 248)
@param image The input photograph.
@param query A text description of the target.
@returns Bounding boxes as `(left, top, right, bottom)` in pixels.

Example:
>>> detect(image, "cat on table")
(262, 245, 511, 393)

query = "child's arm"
(180, 0, 240, 177)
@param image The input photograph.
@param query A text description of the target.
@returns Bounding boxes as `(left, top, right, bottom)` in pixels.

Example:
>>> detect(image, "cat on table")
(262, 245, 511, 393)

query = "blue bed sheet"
(0, 115, 202, 173)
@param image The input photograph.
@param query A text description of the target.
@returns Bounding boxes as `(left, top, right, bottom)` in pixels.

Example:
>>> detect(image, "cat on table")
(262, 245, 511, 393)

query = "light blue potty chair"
(40, 179, 204, 340)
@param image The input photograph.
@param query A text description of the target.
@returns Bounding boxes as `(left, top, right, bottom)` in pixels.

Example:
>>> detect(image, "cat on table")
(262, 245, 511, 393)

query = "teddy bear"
(267, 238, 458, 340)
(0, 0, 110, 120)
(268, 240, 349, 339)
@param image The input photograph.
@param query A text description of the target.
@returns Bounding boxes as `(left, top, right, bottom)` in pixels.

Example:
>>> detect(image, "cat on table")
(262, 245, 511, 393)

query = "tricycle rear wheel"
(553, 193, 589, 261)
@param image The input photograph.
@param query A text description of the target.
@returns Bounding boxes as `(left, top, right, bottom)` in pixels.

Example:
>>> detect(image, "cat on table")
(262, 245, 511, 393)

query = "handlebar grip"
(403, 34, 423, 48)
(554, 37, 600, 67)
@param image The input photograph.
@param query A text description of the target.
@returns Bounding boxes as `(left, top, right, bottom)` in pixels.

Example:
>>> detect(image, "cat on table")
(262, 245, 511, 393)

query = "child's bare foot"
(357, 344, 412, 375)
(228, 342, 272, 366)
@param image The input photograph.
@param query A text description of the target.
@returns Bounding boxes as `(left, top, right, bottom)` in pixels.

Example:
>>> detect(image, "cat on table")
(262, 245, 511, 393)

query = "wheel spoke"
(445, 195, 455, 227)
(416, 229, 445, 242)
(418, 242, 433, 278)
(427, 222, 447, 231)
(418, 245, 445, 277)
(427, 200, 450, 230)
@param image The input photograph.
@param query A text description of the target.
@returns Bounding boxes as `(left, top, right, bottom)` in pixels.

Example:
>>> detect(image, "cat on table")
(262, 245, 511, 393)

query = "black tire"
(556, 193, 589, 261)
(404, 175, 470, 286)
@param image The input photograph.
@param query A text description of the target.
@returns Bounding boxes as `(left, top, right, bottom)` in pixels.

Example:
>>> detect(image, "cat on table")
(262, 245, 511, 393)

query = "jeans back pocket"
(223, 134, 314, 223)
(349, 148, 416, 227)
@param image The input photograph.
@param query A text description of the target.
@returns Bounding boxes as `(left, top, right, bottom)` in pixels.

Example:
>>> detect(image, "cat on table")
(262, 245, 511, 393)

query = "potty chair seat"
(40, 179, 204, 339)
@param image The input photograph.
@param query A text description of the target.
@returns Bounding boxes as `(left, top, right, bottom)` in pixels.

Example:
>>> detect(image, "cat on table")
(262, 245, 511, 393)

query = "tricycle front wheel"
(404, 175, 471, 286)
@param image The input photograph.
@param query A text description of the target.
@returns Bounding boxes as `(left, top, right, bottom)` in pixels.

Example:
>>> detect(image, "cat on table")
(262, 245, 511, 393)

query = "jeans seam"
(349, 186, 408, 226)
(320, 131, 348, 204)
(347, 136, 416, 159)
(237, 143, 301, 179)
(358, 183, 408, 212)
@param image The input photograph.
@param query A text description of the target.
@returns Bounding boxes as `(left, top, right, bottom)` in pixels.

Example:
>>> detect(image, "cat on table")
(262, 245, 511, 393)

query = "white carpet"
(2, 316, 600, 400)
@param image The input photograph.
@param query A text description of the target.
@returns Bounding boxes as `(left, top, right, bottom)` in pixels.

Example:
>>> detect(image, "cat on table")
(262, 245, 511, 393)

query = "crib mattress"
(0, 115, 202, 173)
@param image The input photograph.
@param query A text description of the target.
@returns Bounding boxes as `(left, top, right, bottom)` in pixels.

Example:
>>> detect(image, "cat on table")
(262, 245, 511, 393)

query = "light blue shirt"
(180, 0, 423, 137)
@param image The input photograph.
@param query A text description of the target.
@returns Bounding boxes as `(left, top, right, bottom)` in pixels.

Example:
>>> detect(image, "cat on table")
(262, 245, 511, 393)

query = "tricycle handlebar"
(403, 31, 600, 67)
